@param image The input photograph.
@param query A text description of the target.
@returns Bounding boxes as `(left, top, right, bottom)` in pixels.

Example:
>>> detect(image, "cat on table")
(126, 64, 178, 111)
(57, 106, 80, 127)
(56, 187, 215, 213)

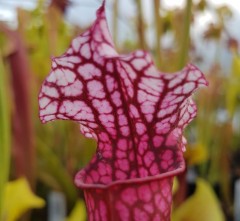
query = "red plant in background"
(0, 24, 35, 187)
(38, 1, 208, 220)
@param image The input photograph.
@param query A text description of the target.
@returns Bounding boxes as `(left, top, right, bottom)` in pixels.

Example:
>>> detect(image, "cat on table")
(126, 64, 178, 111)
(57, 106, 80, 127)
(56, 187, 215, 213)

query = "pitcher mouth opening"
(74, 161, 185, 190)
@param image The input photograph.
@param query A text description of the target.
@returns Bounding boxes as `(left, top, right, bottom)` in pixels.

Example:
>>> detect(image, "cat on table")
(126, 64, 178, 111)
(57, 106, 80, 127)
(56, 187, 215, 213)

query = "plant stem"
(135, 0, 146, 49)
(112, 0, 119, 48)
(154, 0, 162, 67)
(0, 54, 11, 220)
(7, 31, 36, 187)
(178, 0, 192, 69)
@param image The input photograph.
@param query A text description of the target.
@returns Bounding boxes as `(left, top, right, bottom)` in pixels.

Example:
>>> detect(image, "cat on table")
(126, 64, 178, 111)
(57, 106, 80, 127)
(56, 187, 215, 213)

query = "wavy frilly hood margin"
(39, 1, 208, 220)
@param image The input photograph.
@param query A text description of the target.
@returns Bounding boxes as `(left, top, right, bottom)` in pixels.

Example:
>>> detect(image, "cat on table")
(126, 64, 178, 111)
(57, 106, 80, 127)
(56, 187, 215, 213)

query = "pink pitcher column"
(76, 161, 184, 221)
(38, 1, 208, 220)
